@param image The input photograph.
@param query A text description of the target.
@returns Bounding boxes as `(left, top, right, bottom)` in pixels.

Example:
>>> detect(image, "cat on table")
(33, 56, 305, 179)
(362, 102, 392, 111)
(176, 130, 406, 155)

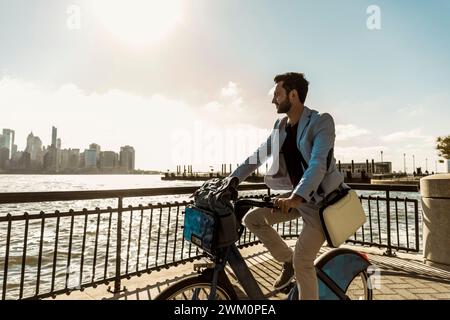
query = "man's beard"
(276, 99, 292, 114)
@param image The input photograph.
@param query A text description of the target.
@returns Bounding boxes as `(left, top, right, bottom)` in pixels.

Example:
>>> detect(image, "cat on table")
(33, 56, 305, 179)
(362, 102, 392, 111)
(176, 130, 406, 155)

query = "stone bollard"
(420, 174, 450, 271)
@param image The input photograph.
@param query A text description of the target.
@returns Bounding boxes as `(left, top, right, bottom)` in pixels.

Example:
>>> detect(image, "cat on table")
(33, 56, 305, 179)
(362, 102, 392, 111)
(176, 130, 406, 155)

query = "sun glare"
(91, 0, 183, 47)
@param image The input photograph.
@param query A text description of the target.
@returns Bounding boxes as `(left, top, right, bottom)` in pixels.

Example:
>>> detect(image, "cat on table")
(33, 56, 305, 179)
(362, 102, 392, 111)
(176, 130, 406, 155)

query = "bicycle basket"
(183, 205, 218, 253)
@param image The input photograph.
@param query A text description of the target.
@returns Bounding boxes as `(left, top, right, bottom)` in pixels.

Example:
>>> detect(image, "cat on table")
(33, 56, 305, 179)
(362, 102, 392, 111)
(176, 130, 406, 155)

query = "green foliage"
(436, 135, 450, 159)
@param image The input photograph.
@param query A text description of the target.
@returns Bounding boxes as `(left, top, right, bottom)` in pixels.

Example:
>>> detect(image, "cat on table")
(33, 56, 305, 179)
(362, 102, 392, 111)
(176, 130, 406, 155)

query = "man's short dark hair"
(274, 72, 309, 104)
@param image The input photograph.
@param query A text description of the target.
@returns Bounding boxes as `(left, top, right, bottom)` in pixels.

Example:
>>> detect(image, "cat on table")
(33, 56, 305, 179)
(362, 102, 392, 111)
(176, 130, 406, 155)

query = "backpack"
(183, 177, 240, 252)
(191, 176, 239, 216)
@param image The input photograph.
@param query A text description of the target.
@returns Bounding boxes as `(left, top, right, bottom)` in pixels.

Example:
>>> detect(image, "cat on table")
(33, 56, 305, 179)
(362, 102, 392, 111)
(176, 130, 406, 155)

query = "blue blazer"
(230, 106, 345, 204)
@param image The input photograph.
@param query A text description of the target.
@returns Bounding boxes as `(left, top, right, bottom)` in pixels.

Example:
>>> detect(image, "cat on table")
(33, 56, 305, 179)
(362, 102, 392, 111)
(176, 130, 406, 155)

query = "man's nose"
(272, 96, 276, 104)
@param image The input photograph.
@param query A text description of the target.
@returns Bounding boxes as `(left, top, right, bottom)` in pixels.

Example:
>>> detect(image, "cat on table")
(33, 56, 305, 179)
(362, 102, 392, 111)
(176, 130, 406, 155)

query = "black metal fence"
(0, 183, 420, 300)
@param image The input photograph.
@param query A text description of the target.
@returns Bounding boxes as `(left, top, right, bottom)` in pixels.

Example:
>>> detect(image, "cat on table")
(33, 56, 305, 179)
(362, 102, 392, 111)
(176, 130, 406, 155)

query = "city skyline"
(0, 124, 439, 175)
(0, 125, 136, 173)
(1, 1, 449, 172)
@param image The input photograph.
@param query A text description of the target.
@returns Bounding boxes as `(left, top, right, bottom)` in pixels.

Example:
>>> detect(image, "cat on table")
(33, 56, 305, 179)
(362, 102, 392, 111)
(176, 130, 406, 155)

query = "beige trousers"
(242, 195, 325, 300)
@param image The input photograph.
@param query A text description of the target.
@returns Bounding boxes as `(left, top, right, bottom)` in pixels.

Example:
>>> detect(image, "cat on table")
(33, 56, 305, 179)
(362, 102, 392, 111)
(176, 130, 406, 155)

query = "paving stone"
(432, 293, 450, 299)
(404, 277, 429, 288)
(394, 289, 418, 299)
(374, 294, 402, 300)
(415, 293, 437, 300)
(426, 282, 450, 293)
(387, 283, 416, 289)
(379, 278, 393, 284)
(376, 285, 397, 295)
(408, 287, 438, 294)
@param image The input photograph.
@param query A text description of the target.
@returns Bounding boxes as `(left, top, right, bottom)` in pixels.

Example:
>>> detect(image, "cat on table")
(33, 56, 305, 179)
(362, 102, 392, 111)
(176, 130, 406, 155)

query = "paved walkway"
(50, 241, 450, 300)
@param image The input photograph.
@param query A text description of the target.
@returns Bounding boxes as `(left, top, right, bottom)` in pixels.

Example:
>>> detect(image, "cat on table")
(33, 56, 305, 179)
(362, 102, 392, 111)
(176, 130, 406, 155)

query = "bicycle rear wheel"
(345, 270, 373, 300)
(154, 273, 238, 300)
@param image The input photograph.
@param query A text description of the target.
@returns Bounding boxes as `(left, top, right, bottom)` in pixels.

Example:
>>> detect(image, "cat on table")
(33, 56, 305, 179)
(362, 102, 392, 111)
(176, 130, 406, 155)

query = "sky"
(0, 0, 449, 172)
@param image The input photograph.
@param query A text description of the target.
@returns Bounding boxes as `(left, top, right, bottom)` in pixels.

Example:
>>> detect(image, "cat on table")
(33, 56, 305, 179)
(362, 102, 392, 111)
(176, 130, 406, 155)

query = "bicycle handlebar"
(235, 196, 293, 212)
(235, 197, 277, 209)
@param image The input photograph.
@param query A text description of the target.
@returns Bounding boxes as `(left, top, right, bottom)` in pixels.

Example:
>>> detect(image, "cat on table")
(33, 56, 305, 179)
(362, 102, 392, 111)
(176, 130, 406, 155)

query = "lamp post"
(380, 150, 383, 174)
(403, 153, 406, 174)
(426, 158, 428, 172)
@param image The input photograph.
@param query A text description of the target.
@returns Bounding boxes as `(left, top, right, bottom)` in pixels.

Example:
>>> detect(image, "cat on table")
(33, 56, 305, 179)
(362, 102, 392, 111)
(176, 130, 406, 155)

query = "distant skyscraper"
(89, 143, 101, 159)
(84, 149, 97, 168)
(59, 149, 70, 170)
(12, 144, 17, 157)
(0, 148, 9, 169)
(52, 126, 57, 147)
(0, 136, 5, 152)
(25, 132, 43, 164)
(100, 151, 118, 169)
(0, 129, 15, 159)
(56, 138, 61, 150)
(68, 149, 80, 169)
(43, 146, 58, 172)
(120, 145, 135, 172)
(59, 148, 81, 170)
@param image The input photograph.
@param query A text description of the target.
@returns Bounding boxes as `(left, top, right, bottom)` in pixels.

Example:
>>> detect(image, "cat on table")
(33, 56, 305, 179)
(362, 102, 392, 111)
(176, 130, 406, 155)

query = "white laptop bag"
(319, 189, 366, 248)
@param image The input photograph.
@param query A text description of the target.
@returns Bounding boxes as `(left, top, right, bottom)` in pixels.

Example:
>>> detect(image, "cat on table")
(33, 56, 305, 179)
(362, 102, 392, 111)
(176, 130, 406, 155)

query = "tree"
(436, 135, 450, 159)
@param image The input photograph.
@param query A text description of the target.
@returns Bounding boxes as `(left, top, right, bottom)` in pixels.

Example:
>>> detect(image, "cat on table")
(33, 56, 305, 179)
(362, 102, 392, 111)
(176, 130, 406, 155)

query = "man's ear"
(289, 89, 298, 101)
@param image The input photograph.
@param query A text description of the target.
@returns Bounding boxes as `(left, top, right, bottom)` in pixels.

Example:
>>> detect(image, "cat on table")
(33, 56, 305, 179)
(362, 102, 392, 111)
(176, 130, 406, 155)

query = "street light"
(403, 153, 406, 174)
(380, 150, 383, 174)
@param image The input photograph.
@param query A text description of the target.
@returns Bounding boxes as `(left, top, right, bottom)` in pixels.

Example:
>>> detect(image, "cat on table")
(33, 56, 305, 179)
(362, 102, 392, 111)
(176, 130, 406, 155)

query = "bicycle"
(155, 197, 374, 300)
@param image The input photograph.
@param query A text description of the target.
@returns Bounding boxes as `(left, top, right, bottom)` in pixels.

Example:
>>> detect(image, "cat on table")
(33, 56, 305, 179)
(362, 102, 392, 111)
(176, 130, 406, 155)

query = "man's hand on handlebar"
(273, 193, 306, 214)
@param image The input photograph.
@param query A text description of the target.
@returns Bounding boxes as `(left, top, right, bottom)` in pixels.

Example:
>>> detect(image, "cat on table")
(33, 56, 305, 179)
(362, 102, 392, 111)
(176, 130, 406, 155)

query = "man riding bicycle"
(229, 72, 346, 300)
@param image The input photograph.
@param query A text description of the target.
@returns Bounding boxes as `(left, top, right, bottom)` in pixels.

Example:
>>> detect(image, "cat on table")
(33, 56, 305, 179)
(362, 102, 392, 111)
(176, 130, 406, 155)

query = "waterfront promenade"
(50, 241, 450, 300)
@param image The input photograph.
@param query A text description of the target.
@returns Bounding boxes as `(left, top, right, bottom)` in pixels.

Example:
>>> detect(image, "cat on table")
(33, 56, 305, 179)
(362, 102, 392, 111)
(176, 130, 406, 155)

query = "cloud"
(381, 128, 430, 142)
(205, 81, 245, 114)
(221, 81, 238, 98)
(397, 104, 424, 117)
(204, 101, 221, 112)
(334, 146, 390, 162)
(335, 124, 370, 141)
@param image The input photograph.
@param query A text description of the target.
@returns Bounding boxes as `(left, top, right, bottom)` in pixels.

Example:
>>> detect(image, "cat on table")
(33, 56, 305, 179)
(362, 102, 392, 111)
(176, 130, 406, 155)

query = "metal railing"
(0, 183, 420, 299)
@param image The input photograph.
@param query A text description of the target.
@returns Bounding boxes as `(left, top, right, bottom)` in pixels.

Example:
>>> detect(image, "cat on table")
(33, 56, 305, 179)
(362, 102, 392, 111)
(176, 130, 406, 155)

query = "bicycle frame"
(203, 245, 371, 300)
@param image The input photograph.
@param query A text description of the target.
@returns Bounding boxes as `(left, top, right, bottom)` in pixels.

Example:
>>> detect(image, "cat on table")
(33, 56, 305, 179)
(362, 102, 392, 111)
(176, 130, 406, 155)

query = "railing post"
(383, 190, 395, 256)
(109, 196, 125, 293)
(414, 200, 420, 252)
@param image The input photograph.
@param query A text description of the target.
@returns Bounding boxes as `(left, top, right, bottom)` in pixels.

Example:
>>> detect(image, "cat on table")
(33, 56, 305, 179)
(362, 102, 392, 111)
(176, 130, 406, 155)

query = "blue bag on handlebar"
(183, 206, 217, 253)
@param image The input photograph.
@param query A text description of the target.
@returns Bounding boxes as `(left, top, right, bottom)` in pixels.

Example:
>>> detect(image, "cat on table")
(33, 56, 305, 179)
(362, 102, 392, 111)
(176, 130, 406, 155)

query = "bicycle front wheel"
(154, 274, 237, 300)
